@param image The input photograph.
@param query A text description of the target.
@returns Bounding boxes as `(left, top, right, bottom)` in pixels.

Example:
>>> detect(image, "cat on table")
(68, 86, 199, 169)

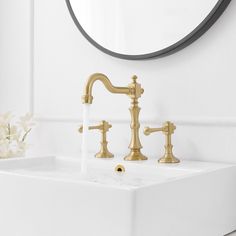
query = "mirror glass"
(66, 0, 230, 59)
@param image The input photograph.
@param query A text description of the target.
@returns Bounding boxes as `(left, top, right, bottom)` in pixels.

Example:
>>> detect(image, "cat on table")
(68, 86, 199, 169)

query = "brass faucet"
(79, 120, 114, 158)
(82, 73, 147, 161)
(144, 121, 180, 163)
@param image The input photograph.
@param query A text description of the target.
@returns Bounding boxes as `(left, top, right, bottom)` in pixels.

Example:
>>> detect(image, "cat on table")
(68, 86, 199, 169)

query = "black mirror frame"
(66, 0, 231, 60)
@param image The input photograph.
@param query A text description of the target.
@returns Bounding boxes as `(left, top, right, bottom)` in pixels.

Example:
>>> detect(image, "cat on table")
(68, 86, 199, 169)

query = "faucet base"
(124, 150, 148, 161)
(95, 151, 114, 159)
(158, 154, 180, 164)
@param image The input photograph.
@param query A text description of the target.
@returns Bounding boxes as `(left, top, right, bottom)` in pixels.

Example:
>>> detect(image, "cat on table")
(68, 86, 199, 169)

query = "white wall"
(1, 0, 236, 163)
(0, 0, 32, 114)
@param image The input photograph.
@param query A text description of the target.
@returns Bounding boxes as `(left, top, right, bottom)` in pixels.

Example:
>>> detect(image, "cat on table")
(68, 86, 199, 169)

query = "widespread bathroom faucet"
(82, 73, 148, 161)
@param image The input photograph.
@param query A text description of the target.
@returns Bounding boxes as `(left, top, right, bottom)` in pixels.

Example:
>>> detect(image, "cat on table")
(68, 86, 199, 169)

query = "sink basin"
(0, 156, 235, 236)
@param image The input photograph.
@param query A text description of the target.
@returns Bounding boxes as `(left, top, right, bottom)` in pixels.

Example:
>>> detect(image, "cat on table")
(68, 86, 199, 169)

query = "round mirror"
(66, 0, 231, 60)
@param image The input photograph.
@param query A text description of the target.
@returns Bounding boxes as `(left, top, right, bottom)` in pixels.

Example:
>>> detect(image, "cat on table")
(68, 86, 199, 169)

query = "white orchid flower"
(0, 112, 35, 158)
(8, 125, 21, 141)
(0, 128, 7, 140)
(0, 112, 12, 128)
(18, 113, 35, 132)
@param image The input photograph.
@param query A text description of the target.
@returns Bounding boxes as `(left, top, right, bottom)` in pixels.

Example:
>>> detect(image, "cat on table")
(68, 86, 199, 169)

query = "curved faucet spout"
(82, 73, 130, 104)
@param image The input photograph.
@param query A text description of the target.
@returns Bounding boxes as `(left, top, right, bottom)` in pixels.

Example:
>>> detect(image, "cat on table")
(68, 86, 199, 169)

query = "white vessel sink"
(0, 156, 235, 236)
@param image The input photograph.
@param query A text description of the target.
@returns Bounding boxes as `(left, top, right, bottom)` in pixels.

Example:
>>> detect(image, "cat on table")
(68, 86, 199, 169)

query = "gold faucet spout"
(82, 73, 130, 104)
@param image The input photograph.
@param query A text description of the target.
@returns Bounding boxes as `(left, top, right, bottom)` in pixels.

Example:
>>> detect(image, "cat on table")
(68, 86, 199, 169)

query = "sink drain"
(115, 164, 125, 173)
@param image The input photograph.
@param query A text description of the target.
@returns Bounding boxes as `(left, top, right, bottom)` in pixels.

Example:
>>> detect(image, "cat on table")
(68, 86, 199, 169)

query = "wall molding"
(35, 116, 236, 127)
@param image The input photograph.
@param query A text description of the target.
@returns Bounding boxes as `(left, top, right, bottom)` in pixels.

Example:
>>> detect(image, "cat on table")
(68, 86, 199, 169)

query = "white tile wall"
(0, 0, 33, 114)
(31, 0, 236, 163)
(1, 0, 236, 164)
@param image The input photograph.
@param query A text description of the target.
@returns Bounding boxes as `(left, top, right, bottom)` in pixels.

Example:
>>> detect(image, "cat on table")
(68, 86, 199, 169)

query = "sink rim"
(0, 156, 234, 191)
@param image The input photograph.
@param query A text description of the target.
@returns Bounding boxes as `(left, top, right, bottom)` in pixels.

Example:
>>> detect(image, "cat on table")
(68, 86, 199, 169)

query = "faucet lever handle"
(144, 121, 180, 164)
(78, 125, 100, 133)
(143, 127, 164, 135)
(79, 120, 114, 158)
(144, 121, 176, 136)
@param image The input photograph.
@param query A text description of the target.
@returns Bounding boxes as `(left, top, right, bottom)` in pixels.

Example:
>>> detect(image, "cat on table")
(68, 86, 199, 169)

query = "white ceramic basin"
(0, 156, 235, 236)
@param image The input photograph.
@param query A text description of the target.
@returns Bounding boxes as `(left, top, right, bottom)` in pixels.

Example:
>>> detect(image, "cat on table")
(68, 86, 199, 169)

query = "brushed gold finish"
(144, 121, 180, 163)
(79, 120, 114, 158)
(82, 73, 130, 104)
(115, 164, 125, 173)
(82, 73, 147, 161)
